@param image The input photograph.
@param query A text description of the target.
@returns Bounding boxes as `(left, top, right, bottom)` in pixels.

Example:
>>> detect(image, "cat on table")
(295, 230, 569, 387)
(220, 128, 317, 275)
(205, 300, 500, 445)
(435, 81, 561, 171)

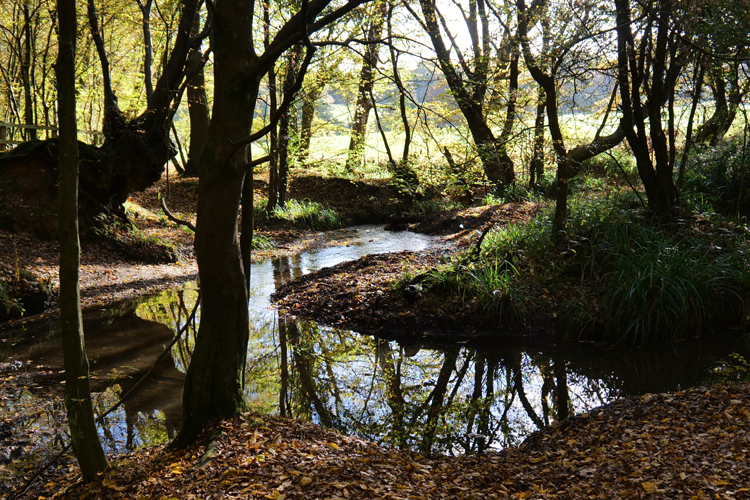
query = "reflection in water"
(246, 322, 620, 454)
(2, 225, 750, 461)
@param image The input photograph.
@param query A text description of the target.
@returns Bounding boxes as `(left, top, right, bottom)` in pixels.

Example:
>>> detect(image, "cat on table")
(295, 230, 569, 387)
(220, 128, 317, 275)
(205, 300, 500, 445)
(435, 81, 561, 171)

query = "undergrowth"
(423, 189, 750, 344)
(252, 234, 275, 251)
(256, 198, 341, 230)
(91, 215, 180, 264)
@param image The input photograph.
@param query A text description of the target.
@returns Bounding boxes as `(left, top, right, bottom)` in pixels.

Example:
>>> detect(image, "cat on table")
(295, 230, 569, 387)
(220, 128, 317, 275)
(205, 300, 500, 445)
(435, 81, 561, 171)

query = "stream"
(1, 225, 749, 467)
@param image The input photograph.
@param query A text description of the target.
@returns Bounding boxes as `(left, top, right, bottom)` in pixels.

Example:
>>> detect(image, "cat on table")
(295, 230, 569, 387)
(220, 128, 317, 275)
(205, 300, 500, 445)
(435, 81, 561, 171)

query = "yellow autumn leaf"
(300, 477, 313, 486)
(641, 481, 657, 493)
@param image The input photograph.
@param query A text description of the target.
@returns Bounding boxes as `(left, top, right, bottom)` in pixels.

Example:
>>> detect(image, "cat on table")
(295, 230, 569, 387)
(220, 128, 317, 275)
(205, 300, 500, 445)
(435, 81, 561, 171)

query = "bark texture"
(57, 0, 109, 480)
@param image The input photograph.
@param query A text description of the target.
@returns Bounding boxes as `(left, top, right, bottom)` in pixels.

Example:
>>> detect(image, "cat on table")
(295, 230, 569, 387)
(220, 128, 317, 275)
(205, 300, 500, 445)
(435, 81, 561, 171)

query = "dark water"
(1, 225, 748, 463)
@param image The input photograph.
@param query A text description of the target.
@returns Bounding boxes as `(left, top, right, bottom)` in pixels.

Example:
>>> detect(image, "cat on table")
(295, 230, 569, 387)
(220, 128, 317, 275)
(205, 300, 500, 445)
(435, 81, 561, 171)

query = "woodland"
(0, 0, 750, 497)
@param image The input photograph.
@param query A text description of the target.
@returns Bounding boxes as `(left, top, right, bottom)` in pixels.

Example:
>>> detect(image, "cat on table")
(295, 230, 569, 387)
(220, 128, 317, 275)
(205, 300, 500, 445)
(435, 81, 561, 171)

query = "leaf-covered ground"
(273, 202, 547, 343)
(13, 381, 750, 499)
(3, 175, 750, 498)
(0, 173, 395, 318)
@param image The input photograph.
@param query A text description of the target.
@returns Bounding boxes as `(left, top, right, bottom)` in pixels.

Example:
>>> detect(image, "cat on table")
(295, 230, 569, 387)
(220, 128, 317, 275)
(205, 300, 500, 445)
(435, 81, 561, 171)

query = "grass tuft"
(270, 199, 341, 230)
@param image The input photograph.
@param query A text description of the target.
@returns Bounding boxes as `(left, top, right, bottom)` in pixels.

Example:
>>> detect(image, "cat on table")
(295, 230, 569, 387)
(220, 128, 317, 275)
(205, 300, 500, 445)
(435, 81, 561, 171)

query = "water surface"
(1, 225, 747, 461)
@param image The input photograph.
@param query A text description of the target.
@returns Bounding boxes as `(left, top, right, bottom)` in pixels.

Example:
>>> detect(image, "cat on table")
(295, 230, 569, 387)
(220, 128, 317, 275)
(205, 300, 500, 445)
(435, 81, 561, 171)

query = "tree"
(345, 0, 388, 172)
(182, 6, 211, 178)
(173, 0, 370, 448)
(56, 0, 108, 480)
(517, 0, 624, 229)
(267, 44, 304, 211)
(690, 0, 750, 146)
(406, 0, 519, 187)
(0, 0, 208, 222)
(614, 0, 685, 210)
(371, 2, 419, 189)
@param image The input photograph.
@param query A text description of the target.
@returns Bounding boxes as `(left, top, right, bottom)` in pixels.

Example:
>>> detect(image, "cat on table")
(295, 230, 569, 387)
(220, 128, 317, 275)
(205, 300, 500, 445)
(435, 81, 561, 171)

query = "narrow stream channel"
(1, 225, 748, 467)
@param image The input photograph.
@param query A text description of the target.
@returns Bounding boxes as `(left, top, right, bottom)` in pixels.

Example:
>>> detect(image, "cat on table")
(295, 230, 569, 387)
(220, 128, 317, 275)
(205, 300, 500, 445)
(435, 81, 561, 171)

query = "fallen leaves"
(9, 381, 748, 499)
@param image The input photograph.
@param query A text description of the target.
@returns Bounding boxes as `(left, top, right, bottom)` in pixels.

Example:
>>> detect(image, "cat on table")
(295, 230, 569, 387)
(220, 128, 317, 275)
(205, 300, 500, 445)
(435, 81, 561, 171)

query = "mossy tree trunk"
(56, 0, 108, 481)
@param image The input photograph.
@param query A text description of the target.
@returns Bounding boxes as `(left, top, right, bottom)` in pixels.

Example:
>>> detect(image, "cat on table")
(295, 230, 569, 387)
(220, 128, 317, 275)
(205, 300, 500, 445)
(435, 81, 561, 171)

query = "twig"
(605, 150, 646, 209)
(471, 222, 495, 261)
(160, 192, 196, 232)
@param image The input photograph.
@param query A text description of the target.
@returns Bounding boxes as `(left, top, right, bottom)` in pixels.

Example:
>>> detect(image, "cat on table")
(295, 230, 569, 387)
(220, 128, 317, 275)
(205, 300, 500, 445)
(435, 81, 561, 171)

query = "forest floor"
(12, 380, 750, 499)
(2, 173, 750, 498)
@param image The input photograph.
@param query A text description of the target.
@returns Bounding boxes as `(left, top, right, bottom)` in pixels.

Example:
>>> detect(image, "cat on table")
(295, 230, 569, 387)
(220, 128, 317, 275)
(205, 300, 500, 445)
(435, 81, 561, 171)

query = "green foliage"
(468, 192, 750, 343)
(0, 279, 24, 318)
(482, 182, 544, 205)
(0, 269, 54, 321)
(711, 353, 750, 383)
(269, 199, 341, 230)
(682, 138, 750, 216)
(421, 259, 526, 328)
(413, 199, 461, 215)
(587, 225, 741, 343)
(252, 234, 275, 251)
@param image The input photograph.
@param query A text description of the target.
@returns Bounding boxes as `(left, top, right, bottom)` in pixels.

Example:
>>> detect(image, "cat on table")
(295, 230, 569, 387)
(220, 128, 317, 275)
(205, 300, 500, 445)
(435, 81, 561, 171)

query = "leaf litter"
(2, 176, 749, 498)
(9, 381, 748, 499)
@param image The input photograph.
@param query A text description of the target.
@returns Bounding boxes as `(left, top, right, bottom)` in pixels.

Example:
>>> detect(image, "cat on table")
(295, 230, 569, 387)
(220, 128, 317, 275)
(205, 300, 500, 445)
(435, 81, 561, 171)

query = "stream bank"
(3, 174, 750, 499)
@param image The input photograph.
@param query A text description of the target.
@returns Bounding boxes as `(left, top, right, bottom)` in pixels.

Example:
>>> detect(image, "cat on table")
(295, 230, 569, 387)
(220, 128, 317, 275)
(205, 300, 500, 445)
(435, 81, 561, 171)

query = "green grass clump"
(590, 225, 741, 343)
(252, 234, 275, 251)
(442, 191, 750, 344)
(270, 199, 341, 230)
(413, 199, 461, 215)
(420, 259, 526, 328)
(0, 279, 23, 319)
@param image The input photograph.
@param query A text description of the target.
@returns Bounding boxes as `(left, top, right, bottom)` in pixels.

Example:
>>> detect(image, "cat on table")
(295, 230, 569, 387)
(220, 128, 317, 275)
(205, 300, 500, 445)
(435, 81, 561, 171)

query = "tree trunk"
(386, 5, 419, 189)
(22, 1, 36, 140)
(137, 0, 154, 98)
(553, 357, 569, 421)
(413, 0, 515, 187)
(517, 0, 569, 231)
(172, 0, 368, 448)
(277, 46, 303, 207)
(377, 340, 407, 448)
(420, 349, 457, 455)
(615, 0, 679, 210)
(183, 10, 210, 178)
(56, 0, 109, 480)
(694, 66, 740, 146)
(172, 0, 256, 447)
(345, 0, 387, 172)
(529, 85, 546, 187)
(264, 2, 280, 213)
(518, 0, 625, 228)
(298, 82, 323, 163)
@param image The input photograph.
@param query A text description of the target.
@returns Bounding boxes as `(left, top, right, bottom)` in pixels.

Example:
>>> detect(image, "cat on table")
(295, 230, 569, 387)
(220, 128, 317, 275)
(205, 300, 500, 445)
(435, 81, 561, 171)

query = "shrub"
(682, 138, 750, 216)
(457, 192, 750, 343)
